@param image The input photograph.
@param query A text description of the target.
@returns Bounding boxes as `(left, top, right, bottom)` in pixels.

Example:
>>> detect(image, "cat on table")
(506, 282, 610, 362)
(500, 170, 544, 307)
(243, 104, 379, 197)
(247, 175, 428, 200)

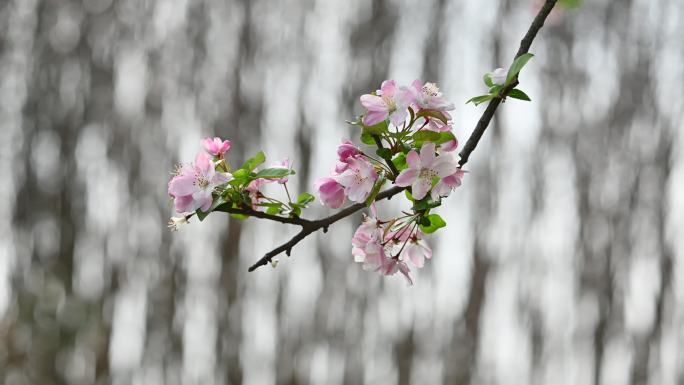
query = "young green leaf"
(362, 120, 389, 135)
(392, 153, 408, 171)
(419, 213, 447, 234)
(416, 109, 450, 125)
(505, 53, 534, 85)
(507, 88, 531, 101)
(376, 148, 392, 159)
(466, 94, 494, 106)
(412, 130, 441, 143)
(241, 151, 266, 171)
(297, 192, 315, 205)
(255, 167, 291, 179)
(361, 130, 376, 145)
(436, 131, 456, 145)
(483, 73, 494, 87)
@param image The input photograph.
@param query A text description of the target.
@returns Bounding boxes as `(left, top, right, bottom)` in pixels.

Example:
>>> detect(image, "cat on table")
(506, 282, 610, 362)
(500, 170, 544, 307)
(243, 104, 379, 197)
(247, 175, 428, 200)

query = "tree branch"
(458, 0, 558, 168)
(216, 205, 313, 226)
(247, 186, 405, 271)
(248, 0, 558, 271)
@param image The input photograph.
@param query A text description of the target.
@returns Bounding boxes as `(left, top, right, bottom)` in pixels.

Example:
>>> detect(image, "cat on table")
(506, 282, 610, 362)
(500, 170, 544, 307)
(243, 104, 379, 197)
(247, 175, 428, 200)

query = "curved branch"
(458, 0, 558, 168)
(247, 186, 405, 271)
(248, 0, 558, 271)
(216, 205, 313, 226)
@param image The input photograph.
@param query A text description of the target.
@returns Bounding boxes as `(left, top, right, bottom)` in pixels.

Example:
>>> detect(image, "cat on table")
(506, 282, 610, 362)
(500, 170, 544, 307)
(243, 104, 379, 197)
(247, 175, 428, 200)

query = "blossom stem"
(371, 134, 399, 179)
(283, 184, 293, 203)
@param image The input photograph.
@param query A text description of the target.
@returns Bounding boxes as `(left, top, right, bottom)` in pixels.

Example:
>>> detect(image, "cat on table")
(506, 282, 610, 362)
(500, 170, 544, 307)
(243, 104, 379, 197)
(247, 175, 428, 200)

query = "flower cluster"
(311, 79, 464, 284)
(351, 204, 433, 285)
(167, 137, 312, 230)
(167, 79, 466, 285)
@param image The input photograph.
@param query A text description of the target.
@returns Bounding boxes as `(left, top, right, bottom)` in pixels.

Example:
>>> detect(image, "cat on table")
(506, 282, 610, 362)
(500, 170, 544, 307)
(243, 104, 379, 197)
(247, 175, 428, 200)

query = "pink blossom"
(335, 157, 378, 203)
(337, 140, 361, 162)
(403, 232, 432, 268)
(245, 178, 271, 210)
(431, 168, 466, 200)
(395, 142, 458, 200)
(168, 152, 233, 213)
(271, 157, 291, 184)
(202, 137, 232, 156)
(314, 177, 346, 209)
(408, 80, 455, 115)
(378, 258, 413, 285)
(360, 80, 414, 126)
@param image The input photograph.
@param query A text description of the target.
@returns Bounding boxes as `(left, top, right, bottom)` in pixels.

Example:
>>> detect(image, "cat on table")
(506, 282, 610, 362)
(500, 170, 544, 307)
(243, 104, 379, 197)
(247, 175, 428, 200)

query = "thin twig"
(247, 186, 404, 271)
(458, 0, 558, 168)
(248, 0, 558, 271)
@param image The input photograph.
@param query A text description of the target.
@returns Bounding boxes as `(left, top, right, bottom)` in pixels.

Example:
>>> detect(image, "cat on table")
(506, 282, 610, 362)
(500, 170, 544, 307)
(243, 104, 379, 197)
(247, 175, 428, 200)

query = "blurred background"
(1, 0, 683, 384)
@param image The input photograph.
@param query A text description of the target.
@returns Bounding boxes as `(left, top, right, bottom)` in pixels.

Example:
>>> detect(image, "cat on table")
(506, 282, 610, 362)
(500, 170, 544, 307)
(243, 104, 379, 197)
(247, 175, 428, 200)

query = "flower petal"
(406, 150, 421, 169)
(395, 169, 418, 187)
(419, 142, 436, 167)
(411, 177, 432, 200)
(168, 174, 197, 196)
(360, 94, 387, 112)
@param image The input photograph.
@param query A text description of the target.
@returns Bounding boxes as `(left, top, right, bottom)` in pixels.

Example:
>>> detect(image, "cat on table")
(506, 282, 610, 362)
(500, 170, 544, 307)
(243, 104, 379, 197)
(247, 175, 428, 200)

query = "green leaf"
(361, 131, 376, 145)
(266, 206, 281, 215)
(241, 151, 266, 171)
(404, 190, 414, 201)
(230, 213, 249, 220)
(416, 109, 449, 124)
(483, 73, 494, 87)
(466, 94, 494, 106)
(412, 130, 441, 143)
(255, 167, 291, 179)
(412, 198, 441, 211)
(488, 85, 503, 94)
(506, 53, 534, 85)
(196, 196, 226, 221)
(365, 173, 386, 206)
(376, 148, 392, 159)
(436, 131, 456, 145)
(419, 214, 447, 234)
(507, 88, 531, 101)
(362, 120, 389, 135)
(418, 216, 431, 227)
(392, 153, 407, 171)
(297, 192, 315, 205)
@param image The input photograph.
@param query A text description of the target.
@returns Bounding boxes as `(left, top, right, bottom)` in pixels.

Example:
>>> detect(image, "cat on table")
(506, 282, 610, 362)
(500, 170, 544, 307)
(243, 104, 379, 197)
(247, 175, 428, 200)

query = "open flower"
(395, 142, 458, 200)
(168, 152, 233, 212)
(202, 137, 232, 156)
(335, 157, 378, 203)
(489, 68, 507, 85)
(408, 80, 455, 115)
(403, 231, 432, 268)
(360, 80, 414, 126)
(378, 258, 413, 285)
(245, 178, 272, 210)
(314, 177, 346, 209)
